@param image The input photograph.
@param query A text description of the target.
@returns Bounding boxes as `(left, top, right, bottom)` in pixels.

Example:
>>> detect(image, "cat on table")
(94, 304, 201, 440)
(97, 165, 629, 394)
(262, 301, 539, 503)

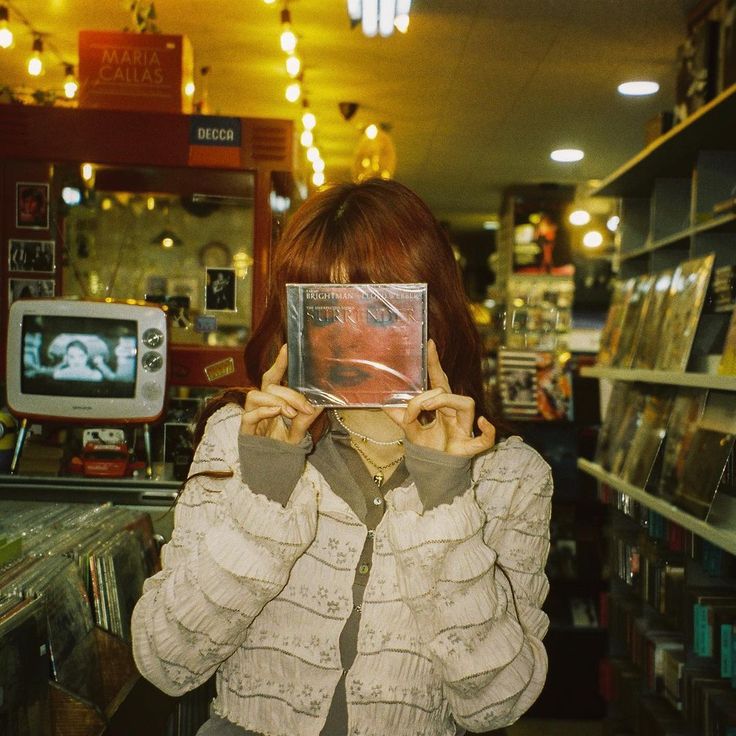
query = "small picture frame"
(8, 239, 56, 273)
(205, 267, 236, 312)
(9, 278, 55, 305)
(16, 182, 50, 230)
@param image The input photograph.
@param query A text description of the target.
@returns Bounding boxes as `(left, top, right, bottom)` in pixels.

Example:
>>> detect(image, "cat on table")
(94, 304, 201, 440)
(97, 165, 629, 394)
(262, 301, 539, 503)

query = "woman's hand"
(385, 340, 495, 457)
(240, 344, 323, 445)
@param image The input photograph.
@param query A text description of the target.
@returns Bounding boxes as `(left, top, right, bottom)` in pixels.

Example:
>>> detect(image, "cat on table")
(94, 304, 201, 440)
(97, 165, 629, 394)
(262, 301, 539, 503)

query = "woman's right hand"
(240, 344, 323, 445)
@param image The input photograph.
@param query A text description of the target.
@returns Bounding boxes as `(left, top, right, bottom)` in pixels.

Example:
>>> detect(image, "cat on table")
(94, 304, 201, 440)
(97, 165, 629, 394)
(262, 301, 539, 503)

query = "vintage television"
(6, 299, 168, 423)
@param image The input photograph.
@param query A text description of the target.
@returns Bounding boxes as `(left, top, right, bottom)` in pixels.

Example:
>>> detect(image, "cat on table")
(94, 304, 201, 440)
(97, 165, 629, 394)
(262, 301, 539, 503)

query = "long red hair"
(196, 178, 490, 441)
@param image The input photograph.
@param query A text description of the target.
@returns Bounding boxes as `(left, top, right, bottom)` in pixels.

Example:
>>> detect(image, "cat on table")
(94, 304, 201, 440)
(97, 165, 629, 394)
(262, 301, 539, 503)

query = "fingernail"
(286, 407, 297, 417)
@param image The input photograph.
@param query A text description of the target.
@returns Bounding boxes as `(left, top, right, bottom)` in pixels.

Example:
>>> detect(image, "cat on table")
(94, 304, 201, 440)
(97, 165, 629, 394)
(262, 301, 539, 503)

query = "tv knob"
(142, 328, 165, 348)
(141, 350, 164, 372)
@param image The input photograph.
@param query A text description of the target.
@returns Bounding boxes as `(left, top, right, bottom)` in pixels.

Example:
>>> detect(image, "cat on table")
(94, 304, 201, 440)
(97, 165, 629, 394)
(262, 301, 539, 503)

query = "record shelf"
(580, 80, 736, 736)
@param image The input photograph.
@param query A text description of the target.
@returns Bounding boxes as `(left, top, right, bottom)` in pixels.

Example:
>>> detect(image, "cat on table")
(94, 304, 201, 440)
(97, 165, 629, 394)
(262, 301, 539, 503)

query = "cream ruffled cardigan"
(132, 405, 552, 736)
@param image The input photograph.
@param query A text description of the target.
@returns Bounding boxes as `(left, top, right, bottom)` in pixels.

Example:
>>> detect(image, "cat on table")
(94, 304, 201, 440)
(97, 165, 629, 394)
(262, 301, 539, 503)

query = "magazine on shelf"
(658, 388, 709, 501)
(632, 269, 675, 370)
(286, 283, 428, 407)
(655, 254, 715, 371)
(620, 387, 675, 489)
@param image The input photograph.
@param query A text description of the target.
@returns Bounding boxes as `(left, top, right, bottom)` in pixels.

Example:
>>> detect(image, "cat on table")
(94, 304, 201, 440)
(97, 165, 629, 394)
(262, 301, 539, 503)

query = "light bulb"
(312, 171, 325, 186)
(378, 0, 396, 36)
(285, 81, 301, 102)
(394, 14, 410, 33)
(302, 110, 316, 130)
(280, 8, 297, 53)
(313, 158, 325, 173)
(300, 129, 313, 147)
(162, 237, 174, 248)
(617, 80, 659, 96)
(361, 0, 379, 37)
(27, 38, 43, 77)
(0, 5, 12, 49)
(607, 215, 620, 232)
(306, 146, 319, 163)
(63, 64, 78, 99)
(286, 55, 301, 77)
(184, 81, 195, 96)
(365, 124, 378, 140)
(81, 163, 94, 181)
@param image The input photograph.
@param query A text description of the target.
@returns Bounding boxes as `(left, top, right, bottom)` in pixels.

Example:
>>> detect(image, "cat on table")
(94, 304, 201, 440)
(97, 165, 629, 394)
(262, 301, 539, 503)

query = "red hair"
(196, 178, 491, 441)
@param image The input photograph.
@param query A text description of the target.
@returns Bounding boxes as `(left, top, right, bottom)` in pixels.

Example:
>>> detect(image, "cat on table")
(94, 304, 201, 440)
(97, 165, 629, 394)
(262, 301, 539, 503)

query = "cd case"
(286, 283, 427, 407)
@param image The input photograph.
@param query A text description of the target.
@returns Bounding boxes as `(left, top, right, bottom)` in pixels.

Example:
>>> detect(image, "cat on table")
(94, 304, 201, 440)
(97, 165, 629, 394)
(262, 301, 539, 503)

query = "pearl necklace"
(332, 410, 403, 447)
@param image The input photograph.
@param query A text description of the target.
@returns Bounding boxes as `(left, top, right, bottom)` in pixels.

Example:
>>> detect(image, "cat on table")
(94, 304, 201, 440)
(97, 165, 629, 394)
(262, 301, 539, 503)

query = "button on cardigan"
(132, 404, 552, 736)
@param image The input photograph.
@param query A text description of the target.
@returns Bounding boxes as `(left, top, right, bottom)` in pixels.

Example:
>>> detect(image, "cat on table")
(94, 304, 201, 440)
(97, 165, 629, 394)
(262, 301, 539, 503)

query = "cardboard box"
(78, 30, 193, 113)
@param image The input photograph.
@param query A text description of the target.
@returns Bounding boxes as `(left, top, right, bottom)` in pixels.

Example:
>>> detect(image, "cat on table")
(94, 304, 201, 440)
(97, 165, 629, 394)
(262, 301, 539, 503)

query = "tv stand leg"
(9, 418, 29, 475)
(143, 422, 153, 479)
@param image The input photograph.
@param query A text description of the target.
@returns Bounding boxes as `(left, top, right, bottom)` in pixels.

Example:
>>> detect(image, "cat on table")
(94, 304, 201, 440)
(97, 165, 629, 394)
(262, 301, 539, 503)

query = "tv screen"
(21, 315, 138, 399)
(7, 299, 168, 423)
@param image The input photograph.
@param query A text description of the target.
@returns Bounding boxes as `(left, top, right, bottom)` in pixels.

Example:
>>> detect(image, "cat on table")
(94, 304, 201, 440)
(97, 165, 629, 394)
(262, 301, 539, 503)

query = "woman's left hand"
(384, 339, 495, 457)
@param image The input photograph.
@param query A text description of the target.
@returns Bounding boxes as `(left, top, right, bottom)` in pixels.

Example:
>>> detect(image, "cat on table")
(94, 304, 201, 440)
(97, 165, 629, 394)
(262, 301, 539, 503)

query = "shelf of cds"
(582, 80, 736, 734)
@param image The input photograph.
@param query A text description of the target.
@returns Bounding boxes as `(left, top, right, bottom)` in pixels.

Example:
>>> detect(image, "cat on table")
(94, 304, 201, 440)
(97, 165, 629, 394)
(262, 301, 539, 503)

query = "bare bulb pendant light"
(347, 0, 411, 38)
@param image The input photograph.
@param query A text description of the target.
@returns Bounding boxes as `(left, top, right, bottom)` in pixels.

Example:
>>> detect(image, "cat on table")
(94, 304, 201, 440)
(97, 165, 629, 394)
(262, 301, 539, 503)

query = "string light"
(27, 35, 43, 76)
(300, 129, 314, 147)
(302, 109, 316, 130)
(63, 63, 78, 98)
(285, 54, 301, 77)
(285, 80, 301, 102)
(0, 4, 13, 49)
(280, 7, 297, 53)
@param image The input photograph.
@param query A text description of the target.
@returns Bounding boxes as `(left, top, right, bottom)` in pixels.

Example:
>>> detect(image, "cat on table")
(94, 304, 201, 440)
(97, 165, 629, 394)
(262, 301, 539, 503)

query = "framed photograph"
(8, 239, 55, 273)
(9, 278, 55, 305)
(205, 267, 236, 312)
(16, 182, 50, 230)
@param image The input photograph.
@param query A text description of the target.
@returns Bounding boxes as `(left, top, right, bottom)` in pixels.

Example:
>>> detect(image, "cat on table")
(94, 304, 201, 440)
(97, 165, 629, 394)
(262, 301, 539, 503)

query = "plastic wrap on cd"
(286, 283, 427, 407)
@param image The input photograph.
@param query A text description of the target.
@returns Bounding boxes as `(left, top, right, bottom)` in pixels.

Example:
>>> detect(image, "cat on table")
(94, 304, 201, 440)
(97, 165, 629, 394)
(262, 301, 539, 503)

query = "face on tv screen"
(21, 315, 138, 399)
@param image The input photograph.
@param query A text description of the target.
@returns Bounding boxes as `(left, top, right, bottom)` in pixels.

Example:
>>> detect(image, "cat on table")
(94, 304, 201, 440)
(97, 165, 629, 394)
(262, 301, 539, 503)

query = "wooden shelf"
(580, 365, 736, 390)
(577, 458, 736, 555)
(619, 212, 736, 262)
(593, 83, 736, 198)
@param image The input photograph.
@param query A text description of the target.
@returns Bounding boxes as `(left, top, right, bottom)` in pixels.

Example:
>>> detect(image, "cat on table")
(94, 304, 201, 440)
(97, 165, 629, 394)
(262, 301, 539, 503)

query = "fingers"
(427, 339, 451, 392)
(404, 387, 445, 425)
(420, 391, 476, 435)
(261, 344, 288, 391)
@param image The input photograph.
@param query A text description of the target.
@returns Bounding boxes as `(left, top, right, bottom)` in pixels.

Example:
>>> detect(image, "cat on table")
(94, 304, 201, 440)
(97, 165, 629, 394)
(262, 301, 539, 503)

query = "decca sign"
(78, 30, 193, 114)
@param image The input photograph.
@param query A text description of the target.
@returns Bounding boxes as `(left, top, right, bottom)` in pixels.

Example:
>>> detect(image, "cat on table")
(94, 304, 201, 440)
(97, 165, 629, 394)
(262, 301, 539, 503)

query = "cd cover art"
(287, 283, 427, 407)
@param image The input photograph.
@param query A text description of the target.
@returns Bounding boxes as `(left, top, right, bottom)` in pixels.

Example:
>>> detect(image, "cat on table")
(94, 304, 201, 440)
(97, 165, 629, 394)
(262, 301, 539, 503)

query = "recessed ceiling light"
(482, 220, 499, 230)
(551, 148, 584, 162)
(617, 80, 660, 96)
(583, 230, 604, 248)
(569, 209, 591, 226)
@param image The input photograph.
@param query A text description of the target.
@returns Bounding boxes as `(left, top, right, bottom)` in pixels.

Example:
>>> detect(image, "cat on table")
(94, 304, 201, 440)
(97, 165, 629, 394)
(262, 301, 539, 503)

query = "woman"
(132, 178, 552, 736)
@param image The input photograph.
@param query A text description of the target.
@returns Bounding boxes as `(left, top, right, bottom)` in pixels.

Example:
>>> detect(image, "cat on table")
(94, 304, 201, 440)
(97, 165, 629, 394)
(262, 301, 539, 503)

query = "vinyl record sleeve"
(655, 254, 715, 371)
(632, 269, 674, 370)
(286, 283, 427, 407)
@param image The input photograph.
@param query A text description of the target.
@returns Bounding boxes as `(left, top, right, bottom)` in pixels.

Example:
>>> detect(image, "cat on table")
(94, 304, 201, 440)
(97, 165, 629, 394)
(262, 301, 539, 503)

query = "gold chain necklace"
(349, 439, 404, 487)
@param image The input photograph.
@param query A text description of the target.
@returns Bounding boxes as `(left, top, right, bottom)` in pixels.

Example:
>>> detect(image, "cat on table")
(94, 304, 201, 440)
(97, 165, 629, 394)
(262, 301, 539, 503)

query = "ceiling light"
(312, 171, 325, 186)
(568, 209, 591, 226)
(365, 123, 378, 140)
(151, 228, 183, 248)
(306, 145, 320, 163)
(482, 220, 499, 230)
(0, 5, 13, 49)
(184, 81, 195, 96)
(313, 157, 325, 173)
(607, 215, 620, 232)
(63, 64, 78, 99)
(550, 148, 584, 162)
(348, 0, 411, 37)
(300, 129, 313, 147)
(280, 8, 297, 53)
(617, 80, 660, 96)
(582, 230, 603, 248)
(27, 36, 43, 76)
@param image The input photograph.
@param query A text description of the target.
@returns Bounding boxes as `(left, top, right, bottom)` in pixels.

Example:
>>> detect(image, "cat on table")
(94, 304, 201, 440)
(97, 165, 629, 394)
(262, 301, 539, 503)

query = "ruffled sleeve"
(384, 437, 551, 731)
(131, 405, 319, 696)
